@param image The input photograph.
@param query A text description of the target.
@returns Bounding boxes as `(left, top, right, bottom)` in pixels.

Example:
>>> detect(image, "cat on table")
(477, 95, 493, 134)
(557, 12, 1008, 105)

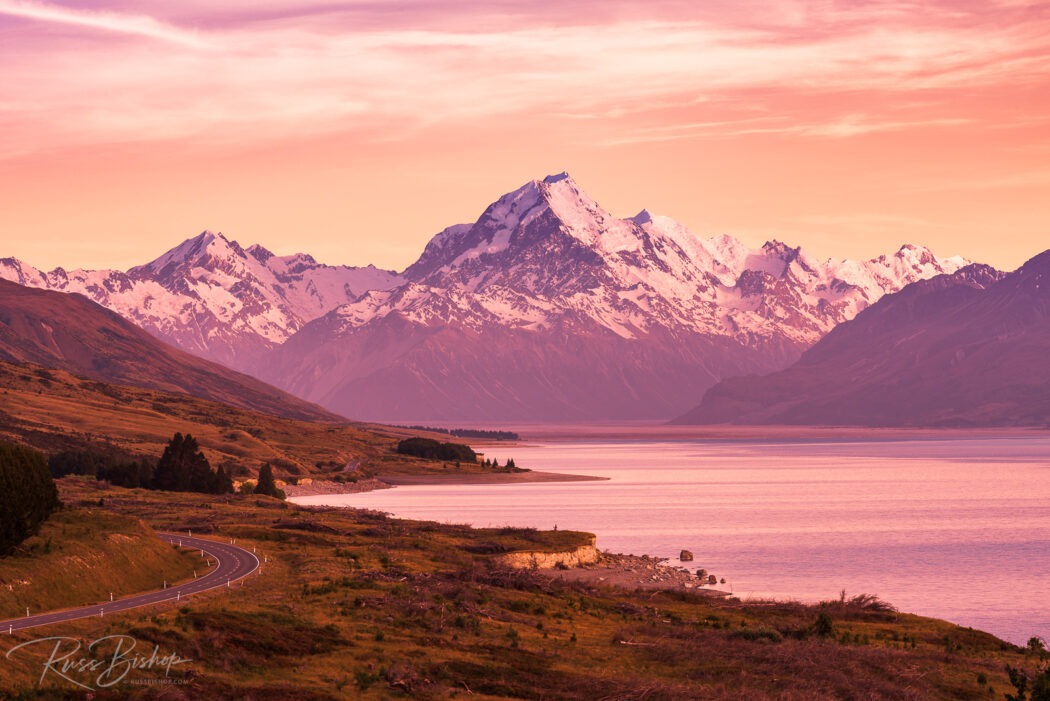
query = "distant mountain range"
(2, 173, 972, 421)
(675, 251, 1050, 427)
(0, 279, 337, 422)
(1, 236, 402, 367)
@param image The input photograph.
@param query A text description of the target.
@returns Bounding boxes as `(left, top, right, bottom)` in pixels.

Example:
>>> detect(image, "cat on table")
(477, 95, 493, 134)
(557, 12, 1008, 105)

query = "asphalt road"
(0, 533, 260, 634)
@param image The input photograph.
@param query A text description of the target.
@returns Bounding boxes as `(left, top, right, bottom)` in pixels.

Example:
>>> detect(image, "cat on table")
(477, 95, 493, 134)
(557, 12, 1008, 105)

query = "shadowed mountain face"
(1, 174, 971, 422)
(261, 174, 967, 422)
(675, 254, 1050, 427)
(0, 233, 403, 367)
(0, 279, 340, 422)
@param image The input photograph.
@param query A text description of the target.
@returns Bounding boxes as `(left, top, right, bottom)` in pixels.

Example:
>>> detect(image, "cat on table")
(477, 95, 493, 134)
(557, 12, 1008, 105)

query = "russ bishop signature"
(6, 635, 192, 689)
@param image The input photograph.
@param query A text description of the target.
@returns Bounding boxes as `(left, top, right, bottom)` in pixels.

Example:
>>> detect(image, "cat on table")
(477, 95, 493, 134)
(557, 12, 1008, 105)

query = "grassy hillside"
(0, 359, 491, 482)
(0, 278, 339, 422)
(0, 478, 1042, 699)
(0, 506, 197, 619)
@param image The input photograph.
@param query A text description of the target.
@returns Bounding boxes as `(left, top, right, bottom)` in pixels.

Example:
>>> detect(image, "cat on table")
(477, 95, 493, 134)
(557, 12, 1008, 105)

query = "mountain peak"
(132, 229, 248, 278)
(542, 171, 572, 185)
(247, 243, 274, 263)
(631, 209, 654, 225)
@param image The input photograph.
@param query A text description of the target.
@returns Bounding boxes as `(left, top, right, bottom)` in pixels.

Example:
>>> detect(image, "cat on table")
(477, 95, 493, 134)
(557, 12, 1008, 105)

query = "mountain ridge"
(258, 173, 969, 421)
(0, 278, 340, 422)
(1, 173, 973, 421)
(674, 254, 1048, 427)
(0, 231, 403, 366)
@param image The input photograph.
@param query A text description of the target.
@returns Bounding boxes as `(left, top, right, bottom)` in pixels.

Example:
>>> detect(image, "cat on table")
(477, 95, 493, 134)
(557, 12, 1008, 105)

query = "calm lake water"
(293, 435, 1050, 644)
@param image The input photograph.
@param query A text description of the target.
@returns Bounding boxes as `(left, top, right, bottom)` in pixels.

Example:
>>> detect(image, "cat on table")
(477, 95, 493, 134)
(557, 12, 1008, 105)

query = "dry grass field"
(0, 478, 1042, 699)
(0, 359, 494, 483)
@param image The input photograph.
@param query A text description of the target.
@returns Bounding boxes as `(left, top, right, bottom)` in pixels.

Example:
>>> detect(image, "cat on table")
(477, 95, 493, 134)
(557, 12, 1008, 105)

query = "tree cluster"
(396, 437, 477, 463)
(480, 457, 522, 472)
(49, 448, 153, 489)
(153, 433, 233, 495)
(47, 434, 232, 495)
(0, 441, 61, 555)
(397, 426, 520, 441)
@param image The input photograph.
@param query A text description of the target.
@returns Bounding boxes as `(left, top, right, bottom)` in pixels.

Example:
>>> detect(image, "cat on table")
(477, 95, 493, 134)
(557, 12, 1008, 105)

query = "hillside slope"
(1, 232, 403, 366)
(0, 279, 338, 422)
(0, 359, 441, 480)
(264, 173, 966, 421)
(676, 253, 1050, 427)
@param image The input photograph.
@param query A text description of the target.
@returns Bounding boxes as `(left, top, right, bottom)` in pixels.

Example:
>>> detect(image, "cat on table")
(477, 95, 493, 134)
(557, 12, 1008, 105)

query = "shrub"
(396, 437, 477, 463)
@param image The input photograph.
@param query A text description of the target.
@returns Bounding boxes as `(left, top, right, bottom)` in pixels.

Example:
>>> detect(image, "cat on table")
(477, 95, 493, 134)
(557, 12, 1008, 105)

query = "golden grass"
(0, 477, 1039, 699)
(0, 360, 485, 482)
(0, 505, 198, 619)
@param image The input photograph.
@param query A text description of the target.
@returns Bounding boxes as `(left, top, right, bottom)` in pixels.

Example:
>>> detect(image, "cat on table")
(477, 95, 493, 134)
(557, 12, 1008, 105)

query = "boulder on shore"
(680, 550, 694, 561)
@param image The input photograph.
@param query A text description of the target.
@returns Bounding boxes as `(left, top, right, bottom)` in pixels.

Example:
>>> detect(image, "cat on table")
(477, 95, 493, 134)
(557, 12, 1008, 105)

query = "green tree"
(254, 463, 284, 499)
(0, 442, 61, 555)
(211, 465, 234, 495)
(153, 433, 213, 493)
(395, 437, 477, 463)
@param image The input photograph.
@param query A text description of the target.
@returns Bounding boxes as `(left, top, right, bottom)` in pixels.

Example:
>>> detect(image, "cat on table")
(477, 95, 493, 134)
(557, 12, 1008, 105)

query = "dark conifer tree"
(0, 442, 60, 555)
(153, 433, 214, 493)
(211, 465, 234, 495)
(253, 463, 283, 499)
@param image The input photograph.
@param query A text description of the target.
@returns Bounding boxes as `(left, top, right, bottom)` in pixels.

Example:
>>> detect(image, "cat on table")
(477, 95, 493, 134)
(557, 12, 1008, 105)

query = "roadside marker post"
(110, 592, 114, 602)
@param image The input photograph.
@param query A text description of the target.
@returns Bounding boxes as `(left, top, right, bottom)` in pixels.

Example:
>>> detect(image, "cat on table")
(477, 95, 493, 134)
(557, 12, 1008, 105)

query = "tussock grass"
(0, 507, 197, 618)
(0, 360, 467, 481)
(0, 478, 1036, 700)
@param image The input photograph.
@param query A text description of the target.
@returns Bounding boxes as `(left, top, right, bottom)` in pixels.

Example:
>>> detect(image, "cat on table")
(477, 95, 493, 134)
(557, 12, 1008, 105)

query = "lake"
(292, 433, 1050, 645)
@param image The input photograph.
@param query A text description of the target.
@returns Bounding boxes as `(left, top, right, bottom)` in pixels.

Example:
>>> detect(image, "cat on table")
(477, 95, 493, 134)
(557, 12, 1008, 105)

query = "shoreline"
(505, 423, 1050, 443)
(541, 551, 734, 595)
(284, 469, 605, 498)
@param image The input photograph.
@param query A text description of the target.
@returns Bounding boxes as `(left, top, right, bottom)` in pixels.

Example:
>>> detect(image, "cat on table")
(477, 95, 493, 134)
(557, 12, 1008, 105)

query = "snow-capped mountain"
(674, 252, 1049, 427)
(0, 232, 403, 366)
(386, 173, 968, 345)
(259, 173, 968, 421)
(1, 173, 971, 421)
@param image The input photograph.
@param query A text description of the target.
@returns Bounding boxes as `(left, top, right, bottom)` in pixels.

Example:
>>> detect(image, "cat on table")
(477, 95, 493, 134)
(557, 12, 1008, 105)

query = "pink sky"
(1, 0, 1048, 272)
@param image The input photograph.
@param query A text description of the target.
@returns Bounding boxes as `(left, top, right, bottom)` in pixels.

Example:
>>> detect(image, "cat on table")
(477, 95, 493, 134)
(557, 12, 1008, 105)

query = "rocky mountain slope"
(0, 233, 403, 366)
(0, 279, 338, 422)
(2, 173, 971, 421)
(261, 173, 968, 421)
(675, 252, 1049, 426)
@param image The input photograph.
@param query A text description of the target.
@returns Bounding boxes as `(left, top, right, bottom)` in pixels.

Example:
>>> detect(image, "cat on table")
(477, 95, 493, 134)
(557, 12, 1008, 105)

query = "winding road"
(1, 533, 260, 634)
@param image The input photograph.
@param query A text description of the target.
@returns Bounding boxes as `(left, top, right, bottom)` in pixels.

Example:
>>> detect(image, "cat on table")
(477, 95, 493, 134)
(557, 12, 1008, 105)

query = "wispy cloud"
(603, 115, 975, 145)
(0, 0, 211, 48)
(1, 1, 1048, 154)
